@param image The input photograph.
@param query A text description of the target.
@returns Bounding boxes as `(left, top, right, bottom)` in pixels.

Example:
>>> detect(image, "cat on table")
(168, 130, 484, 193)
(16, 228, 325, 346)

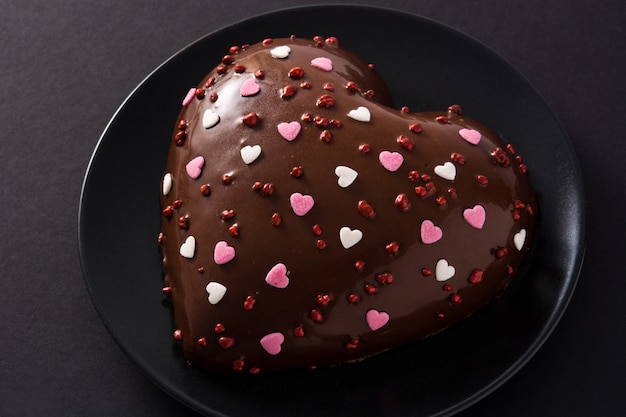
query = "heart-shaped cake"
(158, 36, 536, 374)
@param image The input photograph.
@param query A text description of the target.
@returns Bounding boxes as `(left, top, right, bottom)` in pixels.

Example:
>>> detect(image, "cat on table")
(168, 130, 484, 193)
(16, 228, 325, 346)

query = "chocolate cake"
(158, 36, 536, 374)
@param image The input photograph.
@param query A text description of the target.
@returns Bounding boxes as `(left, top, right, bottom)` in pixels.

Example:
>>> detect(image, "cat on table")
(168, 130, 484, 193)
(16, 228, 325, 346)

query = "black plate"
(79, 5, 585, 416)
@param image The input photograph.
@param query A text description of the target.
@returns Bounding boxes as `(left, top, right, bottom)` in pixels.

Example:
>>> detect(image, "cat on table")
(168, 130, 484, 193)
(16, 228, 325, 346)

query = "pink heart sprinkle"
(277, 121, 301, 141)
(311, 57, 333, 72)
(181, 87, 196, 106)
(366, 309, 389, 331)
(421, 220, 443, 244)
(239, 77, 260, 97)
(463, 205, 486, 229)
(265, 263, 289, 288)
(260, 332, 285, 355)
(213, 241, 235, 265)
(379, 151, 404, 172)
(290, 192, 314, 216)
(459, 128, 482, 145)
(185, 156, 204, 179)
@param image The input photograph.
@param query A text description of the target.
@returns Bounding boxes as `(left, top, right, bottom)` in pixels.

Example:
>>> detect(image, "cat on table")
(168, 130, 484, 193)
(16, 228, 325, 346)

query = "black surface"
(2, 1, 625, 416)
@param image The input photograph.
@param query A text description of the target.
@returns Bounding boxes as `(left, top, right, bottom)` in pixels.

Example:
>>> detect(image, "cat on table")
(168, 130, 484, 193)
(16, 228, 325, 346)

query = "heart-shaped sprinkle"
(205, 281, 227, 304)
(513, 229, 527, 250)
(334, 165, 358, 188)
(202, 109, 220, 129)
(378, 151, 404, 172)
(366, 309, 389, 331)
(290, 192, 314, 216)
(435, 259, 456, 281)
(311, 57, 333, 71)
(434, 161, 456, 181)
(240, 145, 262, 164)
(265, 263, 289, 288)
(185, 156, 204, 179)
(339, 227, 363, 249)
(260, 332, 285, 355)
(277, 121, 301, 141)
(347, 106, 371, 122)
(459, 128, 482, 145)
(213, 241, 235, 265)
(240, 77, 260, 97)
(420, 220, 443, 244)
(463, 205, 486, 229)
(269, 45, 291, 59)
(179, 236, 196, 258)
(181, 87, 196, 106)
(162, 173, 172, 196)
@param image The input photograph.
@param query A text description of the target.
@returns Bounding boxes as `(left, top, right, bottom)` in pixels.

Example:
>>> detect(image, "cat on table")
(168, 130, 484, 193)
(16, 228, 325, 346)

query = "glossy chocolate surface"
(159, 37, 536, 373)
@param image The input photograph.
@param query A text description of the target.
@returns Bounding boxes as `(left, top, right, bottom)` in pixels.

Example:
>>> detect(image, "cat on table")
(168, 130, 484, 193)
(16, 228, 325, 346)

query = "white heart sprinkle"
(435, 259, 456, 281)
(240, 145, 262, 164)
(434, 161, 456, 181)
(339, 227, 363, 249)
(205, 281, 227, 305)
(347, 106, 371, 122)
(202, 109, 220, 129)
(334, 165, 358, 188)
(162, 173, 172, 196)
(179, 236, 195, 259)
(513, 229, 527, 250)
(270, 45, 291, 59)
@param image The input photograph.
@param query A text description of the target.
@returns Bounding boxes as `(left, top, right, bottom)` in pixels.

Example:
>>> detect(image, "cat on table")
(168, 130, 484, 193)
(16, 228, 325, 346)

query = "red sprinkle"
(364, 283, 377, 295)
(316, 94, 335, 108)
(421, 268, 432, 276)
(323, 82, 334, 91)
(229, 45, 240, 55)
(436, 196, 447, 206)
(385, 242, 400, 256)
(232, 359, 245, 372)
(359, 143, 371, 154)
(354, 260, 365, 272)
(177, 214, 189, 229)
(443, 284, 453, 292)
(249, 367, 260, 374)
(174, 131, 186, 146)
(519, 164, 528, 174)
(293, 326, 305, 337)
(312, 224, 322, 236)
(222, 174, 232, 185)
(345, 338, 359, 349)
(172, 199, 182, 209)
(301, 112, 313, 122)
(234, 64, 245, 73)
(291, 165, 303, 178)
(476, 175, 489, 186)
(228, 224, 240, 236)
(320, 130, 332, 142)
(216, 65, 226, 75)
(506, 143, 517, 155)
(271, 212, 282, 226)
(401, 106, 410, 113)
(262, 38, 273, 45)
(408, 170, 420, 182)
(316, 239, 327, 250)
(221, 55, 234, 65)
(495, 247, 509, 258)
(218, 337, 235, 349)
(197, 267, 204, 273)
(200, 184, 211, 196)
(300, 81, 312, 89)
(243, 295, 256, 310)
(205, 77, 215, 88)
(395, 193, 410, 211)
(310, 309, 323, 323)
(325, 36, 339, 45)
(197, 337, 207, 346)
(214, 323, 225, 333)
(195, 88, 205, 99)
(450, 152, 465, 165)
(314, 116, 329, 128)
(447, 188, 457, 197)
(242, 112, 259, 126)
(363, 89, 375, 99)
(347, 292, 359, 303)
(357, 200, 375, 219)
(177, 119, 188, 130)
(173, 329, 183, 341)
(254, 69, 265, 79)
(316, 294, 331, 307)
(261, 183, 275, 197)
(469, 269, 484, 284)
(376, 272, 394, 285)
(436, 115, 449, 124)
(288, 66, 305, 79)
(345, 81, 359, 93)
(162, 286, 172, 296)
(409, 123, 423, 133)
(448, 104, 463, 115)
(220, 209, 235, 221)
(280, 85, 296, 99)
(209, 92, 218, 102)
(449, 293, 462, 305)
(396, 135, 414, 151)
(162, 206, 173, 218)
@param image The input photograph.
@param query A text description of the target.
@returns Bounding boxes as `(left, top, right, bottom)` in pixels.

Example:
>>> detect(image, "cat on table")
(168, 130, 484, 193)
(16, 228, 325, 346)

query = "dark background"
(1, 0, 624, 416)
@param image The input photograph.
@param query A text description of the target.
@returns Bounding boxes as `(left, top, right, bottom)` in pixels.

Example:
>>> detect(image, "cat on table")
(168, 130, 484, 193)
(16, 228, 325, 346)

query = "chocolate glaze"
(159, 37, 536, 374)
